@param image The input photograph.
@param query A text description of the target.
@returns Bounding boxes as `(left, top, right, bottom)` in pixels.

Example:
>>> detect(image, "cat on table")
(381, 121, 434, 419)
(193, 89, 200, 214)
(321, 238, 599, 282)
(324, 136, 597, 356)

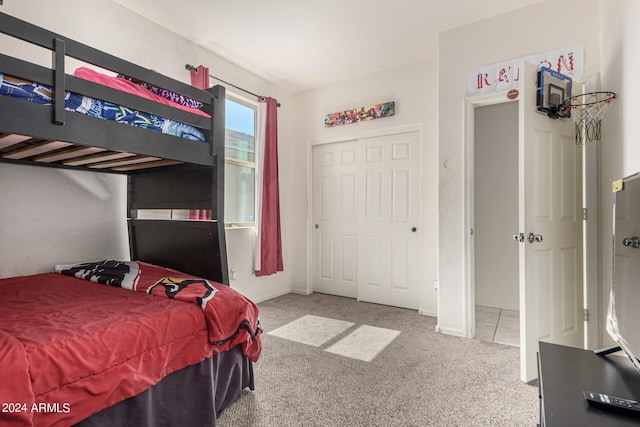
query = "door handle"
(623, 237, 640, 248)
(513, 233, 525, 242)
(527, 233, 543, 243)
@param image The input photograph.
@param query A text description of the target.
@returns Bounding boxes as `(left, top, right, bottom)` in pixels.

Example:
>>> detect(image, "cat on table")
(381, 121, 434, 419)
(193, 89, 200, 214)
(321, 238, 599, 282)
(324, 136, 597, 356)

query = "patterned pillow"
(117, 74, 204, 109)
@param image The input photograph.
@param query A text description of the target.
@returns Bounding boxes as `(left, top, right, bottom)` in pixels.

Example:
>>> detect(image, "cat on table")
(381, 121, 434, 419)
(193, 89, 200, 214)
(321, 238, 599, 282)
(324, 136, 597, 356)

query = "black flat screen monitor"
(609, 172, 640, 373)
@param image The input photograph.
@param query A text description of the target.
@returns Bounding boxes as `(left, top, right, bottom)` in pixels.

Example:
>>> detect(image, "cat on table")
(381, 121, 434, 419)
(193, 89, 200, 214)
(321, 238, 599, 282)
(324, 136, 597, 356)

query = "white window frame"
(224, 93, 257, 228)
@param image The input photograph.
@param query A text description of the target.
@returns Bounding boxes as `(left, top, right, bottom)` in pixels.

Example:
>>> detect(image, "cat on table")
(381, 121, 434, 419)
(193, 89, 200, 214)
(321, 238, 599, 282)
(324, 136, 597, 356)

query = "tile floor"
(475, 305, 520, 347)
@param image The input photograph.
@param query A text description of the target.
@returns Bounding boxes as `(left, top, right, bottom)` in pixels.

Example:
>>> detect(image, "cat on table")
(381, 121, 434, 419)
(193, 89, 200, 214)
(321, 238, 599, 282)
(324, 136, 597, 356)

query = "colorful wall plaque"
(324, 101, 395, 128)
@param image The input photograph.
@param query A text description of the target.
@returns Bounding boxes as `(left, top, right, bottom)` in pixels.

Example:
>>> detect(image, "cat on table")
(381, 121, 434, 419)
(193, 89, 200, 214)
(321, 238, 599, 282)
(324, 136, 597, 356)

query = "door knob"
(411, 227, 417, 232)
(623, 237, 640, 248)
(513, 233, 525, 242)
(314, 224, 319, 229)
(527, 233, 543, 243)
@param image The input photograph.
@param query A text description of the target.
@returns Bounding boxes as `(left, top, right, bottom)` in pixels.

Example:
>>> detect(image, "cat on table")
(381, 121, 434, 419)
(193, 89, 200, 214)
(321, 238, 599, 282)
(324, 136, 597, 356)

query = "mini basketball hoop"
(559, 91, 616, 144)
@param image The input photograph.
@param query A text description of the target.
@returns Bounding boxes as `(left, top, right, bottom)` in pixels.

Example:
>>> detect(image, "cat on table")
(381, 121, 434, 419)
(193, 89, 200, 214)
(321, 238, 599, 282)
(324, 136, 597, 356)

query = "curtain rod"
(185, 64, 281, 107)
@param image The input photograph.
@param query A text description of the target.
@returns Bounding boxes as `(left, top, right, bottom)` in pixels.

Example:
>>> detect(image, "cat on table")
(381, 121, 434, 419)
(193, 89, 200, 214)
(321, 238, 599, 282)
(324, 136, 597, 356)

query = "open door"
(518, 62, 584, 382)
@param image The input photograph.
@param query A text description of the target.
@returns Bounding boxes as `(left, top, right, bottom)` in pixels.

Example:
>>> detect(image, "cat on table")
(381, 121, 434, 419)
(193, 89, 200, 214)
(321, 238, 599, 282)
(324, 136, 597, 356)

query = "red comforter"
(0, 263, 261, 427)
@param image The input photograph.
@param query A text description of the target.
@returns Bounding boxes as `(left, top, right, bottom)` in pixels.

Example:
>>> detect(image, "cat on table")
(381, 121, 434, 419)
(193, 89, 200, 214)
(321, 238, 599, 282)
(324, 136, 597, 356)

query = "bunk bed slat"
(0, 133, 30, 149)
(63, 151, 135, 166)
(34, 146, 107, 163)
(2, 140, 72, 159)
(114, 160, 182, 171)
(88, 156, 161, 169)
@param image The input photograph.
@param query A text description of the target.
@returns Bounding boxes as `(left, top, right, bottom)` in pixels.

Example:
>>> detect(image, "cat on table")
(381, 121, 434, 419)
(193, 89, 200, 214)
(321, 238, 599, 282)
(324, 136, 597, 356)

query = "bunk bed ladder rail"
(53, 38, 65, 125)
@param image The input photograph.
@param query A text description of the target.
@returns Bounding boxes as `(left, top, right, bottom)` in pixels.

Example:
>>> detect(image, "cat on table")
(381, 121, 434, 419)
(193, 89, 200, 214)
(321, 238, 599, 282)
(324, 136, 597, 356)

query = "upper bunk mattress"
(0, 72, 206, 142)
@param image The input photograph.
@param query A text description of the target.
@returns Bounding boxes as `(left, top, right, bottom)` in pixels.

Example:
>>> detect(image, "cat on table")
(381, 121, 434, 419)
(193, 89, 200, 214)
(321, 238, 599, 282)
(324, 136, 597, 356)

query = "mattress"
(0, 69, 207, 142)
(0, 263, 261, 427)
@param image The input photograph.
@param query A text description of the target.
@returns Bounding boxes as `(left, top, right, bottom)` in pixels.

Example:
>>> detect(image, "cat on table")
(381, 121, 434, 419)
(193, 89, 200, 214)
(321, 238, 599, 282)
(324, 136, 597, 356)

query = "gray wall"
(474, 102, 519, 310)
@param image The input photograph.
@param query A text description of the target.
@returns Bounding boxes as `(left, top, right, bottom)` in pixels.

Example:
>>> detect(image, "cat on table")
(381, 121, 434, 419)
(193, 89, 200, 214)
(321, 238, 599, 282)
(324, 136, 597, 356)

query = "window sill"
(225, 223, 256, 230)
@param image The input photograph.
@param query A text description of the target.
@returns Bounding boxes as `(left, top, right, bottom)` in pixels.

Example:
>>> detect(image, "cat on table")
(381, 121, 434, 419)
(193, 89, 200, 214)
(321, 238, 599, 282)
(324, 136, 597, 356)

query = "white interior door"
(311, 131, 421, 309)
(311, 141, 359, 298)
(357, 132, 421, 309)
(519, 62, 584, 382)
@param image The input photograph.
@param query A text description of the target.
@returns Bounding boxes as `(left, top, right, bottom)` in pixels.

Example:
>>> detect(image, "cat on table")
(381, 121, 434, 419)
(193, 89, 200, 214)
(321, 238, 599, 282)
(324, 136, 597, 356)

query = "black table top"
(539, 341, 640, 426)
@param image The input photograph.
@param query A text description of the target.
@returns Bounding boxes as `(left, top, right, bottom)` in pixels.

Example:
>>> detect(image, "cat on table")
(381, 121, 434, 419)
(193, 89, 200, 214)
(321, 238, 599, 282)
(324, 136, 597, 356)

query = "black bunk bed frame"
(0, 12, 230, 284)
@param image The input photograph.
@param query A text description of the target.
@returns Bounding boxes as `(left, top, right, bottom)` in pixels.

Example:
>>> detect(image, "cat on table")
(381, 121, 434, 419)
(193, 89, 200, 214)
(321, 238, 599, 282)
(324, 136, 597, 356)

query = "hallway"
(475, 305, 520, 347)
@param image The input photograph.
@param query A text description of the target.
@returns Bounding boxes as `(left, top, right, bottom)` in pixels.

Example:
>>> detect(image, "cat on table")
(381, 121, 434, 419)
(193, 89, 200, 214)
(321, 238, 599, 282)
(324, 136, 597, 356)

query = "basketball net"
(562, 92, 616, 145)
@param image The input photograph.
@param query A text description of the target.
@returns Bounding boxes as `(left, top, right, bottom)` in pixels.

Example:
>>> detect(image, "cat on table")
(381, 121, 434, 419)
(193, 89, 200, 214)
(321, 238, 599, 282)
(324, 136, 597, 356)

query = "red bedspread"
(0, 264, 261, 427)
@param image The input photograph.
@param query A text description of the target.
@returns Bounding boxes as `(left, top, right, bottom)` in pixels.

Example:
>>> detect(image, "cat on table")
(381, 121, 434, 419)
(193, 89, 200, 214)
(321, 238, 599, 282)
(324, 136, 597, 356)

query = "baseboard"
(419, 308, 437, 317)
(251, 289, 293, 304)
(435, 325, 467, 337)
(252, 288, 315, 304)
(289, 288, 313, 296)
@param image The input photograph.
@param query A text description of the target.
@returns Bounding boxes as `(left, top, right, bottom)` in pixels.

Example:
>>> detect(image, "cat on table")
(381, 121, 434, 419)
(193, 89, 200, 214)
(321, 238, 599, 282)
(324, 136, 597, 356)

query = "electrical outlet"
(230, 269, 237, 281)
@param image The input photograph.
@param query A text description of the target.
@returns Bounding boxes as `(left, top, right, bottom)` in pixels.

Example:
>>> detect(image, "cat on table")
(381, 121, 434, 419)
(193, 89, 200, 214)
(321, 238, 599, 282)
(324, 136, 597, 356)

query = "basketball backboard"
(537, 67, 572, 118)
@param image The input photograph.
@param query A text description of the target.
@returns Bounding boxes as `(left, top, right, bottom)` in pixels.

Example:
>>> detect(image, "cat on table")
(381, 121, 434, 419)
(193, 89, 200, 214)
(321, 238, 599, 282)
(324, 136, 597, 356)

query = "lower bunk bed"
(0, 261, 262, 427)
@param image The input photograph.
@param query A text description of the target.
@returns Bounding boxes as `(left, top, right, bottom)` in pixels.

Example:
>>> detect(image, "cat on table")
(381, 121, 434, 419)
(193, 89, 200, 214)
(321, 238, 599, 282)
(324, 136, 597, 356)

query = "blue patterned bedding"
(0, 73, 206, 142)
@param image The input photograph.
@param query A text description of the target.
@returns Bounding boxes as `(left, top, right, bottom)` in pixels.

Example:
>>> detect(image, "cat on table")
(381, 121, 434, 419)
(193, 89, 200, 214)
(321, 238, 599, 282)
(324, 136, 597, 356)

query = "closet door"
(311, 140, 359, 298)
(357, 131, 421, 309)
(311, 131, 421, 309)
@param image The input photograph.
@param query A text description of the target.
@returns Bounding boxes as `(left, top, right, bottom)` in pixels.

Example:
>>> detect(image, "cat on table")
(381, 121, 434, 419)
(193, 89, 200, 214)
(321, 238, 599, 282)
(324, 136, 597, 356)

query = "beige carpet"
(268, 314, 400, 362)
(325, 324, 400, 362)
(217, 293, 538, 427)
(267, 314, 355, 347)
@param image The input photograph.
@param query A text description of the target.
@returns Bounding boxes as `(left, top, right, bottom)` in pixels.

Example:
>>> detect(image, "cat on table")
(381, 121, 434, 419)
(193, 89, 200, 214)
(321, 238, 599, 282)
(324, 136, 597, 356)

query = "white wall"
(0, 164, 128, 277)
(0, 0, 292, 302)
(292, 60, 439, 315)
(599, 0, 640, 345)
(438, 0, 601, 336)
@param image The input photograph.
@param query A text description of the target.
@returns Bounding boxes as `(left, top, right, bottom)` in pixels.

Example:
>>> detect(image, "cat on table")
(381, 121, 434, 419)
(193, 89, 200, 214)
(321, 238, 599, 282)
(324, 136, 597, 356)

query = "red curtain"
(255, 97, 283, 276)
(189, 65, 212, 221)
(190, 64, 209, 90)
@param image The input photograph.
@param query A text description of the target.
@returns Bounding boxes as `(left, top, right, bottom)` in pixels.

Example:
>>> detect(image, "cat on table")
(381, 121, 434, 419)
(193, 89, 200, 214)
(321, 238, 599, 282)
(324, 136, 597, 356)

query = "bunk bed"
(0, 12, 260, 427)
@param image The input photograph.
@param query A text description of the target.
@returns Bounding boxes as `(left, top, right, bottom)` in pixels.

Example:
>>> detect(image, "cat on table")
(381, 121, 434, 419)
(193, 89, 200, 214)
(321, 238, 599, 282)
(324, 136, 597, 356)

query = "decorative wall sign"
(467, 46, 584, 96)
(324, 101, 395, 128)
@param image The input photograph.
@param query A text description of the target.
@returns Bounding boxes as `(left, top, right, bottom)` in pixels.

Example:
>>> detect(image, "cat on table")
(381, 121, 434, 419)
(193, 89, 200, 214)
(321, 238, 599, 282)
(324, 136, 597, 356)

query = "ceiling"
(112, 0, 547, 93)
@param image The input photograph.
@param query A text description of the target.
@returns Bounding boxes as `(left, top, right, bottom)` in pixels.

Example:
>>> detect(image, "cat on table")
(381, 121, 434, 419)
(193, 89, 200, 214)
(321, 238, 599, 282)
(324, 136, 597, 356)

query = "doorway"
(473, 102, 520, 347)
(465, 63, 587, 382)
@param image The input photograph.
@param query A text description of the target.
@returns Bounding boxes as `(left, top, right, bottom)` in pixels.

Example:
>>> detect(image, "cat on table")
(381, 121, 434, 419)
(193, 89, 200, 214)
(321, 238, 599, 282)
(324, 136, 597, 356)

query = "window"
(134, 96, 257, 225)
(224, 97, 256, 226)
